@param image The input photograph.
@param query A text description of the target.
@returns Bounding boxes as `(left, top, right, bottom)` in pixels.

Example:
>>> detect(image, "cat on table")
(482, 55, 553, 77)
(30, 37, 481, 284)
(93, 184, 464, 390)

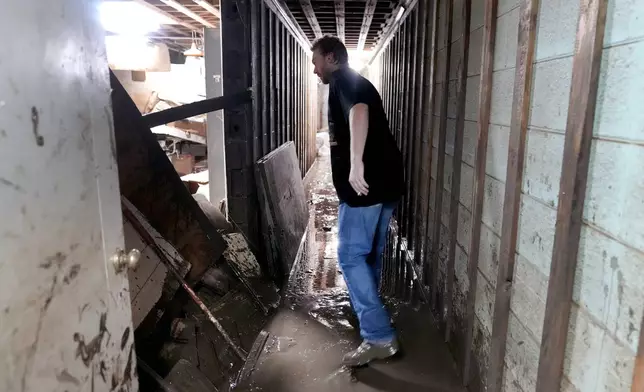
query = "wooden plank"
(535, 0, 608, 390)
(430, 0, 454, 310)
(462, 0, 499, 385)
(335, 0, 345, 42)
(445, 0, 472, 343)
(486, 0, 540, 390)
(633, 315, 644, 392)
(144, 90, 252, 127)
(269, 12, 277, 151)
(256, 142, 309, 277)
(233, 330, 271, 390)
(421, 0, 439, 285)
(300, 0, 323, 38)
(357, 0, 378, 51)
(261, 3, 270, 155)
(412, 0, 429, 267)
(403, 8, 419, 245)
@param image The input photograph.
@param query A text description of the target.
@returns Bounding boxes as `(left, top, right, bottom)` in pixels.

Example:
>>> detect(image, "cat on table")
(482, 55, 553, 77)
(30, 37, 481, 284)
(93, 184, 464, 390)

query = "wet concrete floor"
(239, 134, 466, 392)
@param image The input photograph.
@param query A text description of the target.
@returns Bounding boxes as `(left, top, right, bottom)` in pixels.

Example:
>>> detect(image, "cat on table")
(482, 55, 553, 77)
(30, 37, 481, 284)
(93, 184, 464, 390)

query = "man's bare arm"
(349, 103, 369, 195)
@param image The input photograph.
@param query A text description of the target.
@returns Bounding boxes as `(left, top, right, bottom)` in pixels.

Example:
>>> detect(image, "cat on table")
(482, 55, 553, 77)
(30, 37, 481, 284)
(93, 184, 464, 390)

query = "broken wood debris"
(122, 198, 248, 360)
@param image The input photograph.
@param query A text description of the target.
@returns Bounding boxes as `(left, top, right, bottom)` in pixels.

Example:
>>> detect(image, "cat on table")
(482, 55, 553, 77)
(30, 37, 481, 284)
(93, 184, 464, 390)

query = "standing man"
(311, 35, 405, 367)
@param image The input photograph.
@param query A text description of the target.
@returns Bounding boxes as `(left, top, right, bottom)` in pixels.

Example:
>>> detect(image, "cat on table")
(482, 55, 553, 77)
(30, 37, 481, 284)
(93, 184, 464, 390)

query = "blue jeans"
(337, 201, 397, 343)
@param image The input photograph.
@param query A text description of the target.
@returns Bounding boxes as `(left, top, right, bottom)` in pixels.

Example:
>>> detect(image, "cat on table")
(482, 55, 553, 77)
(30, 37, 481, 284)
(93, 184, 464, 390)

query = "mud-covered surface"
(237, 134, 466, 392)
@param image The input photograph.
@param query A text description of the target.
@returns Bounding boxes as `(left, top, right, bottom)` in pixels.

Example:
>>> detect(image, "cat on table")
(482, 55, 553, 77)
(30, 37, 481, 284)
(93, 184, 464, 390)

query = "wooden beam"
(264, 0, 312, 49)
(356, 0, 378, 51)
(430, 0, 454, 310)
(403, 8, 419, 247)
(367, 0, 419, 64)
(487, 0, 540, 390)
(221, 0, 259, 245)
(462, 0, 498, 385)
(421, 0, 439, 285)
(133, 0, 200, 31)
(535, 0, 608, 390)
(632, 316, 644, 392)
(192, 0, 221, 19)
(143, 90, 252, 127)
(335, 0, 345, 42)
(300, 0, 323, 38)
(412, 0, 429, 268)
(445, 0, 471, 343)
(158, 0, 216, 28)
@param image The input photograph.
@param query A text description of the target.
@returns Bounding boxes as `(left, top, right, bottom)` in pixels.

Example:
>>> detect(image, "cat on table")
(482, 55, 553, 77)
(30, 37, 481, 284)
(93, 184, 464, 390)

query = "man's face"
(312, 49, 334, 84)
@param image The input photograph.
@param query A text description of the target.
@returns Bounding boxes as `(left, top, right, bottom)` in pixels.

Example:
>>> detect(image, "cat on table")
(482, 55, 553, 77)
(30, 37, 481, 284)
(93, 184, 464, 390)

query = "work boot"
(342, 339, 400, 367)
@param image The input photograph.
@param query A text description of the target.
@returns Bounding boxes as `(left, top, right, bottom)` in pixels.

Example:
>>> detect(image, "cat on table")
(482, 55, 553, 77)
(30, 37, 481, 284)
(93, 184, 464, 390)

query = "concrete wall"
(442, 0, 644, 391)
(374, 0, 644, 390)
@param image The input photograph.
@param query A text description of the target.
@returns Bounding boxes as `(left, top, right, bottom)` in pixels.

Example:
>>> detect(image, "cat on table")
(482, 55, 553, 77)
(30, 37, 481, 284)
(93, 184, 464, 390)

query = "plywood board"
(256, 141, 309, 277)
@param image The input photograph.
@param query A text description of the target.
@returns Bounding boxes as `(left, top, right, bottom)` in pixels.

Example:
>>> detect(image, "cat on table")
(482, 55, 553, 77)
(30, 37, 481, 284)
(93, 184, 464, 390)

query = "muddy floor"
(236, 134, 466, 392)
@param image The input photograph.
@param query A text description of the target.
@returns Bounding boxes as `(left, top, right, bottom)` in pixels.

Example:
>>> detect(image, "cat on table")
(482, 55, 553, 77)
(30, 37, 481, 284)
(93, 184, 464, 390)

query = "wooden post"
(261, 3, 270, 155)
(269, 11, 277, 151)
(421, 0, 439, 284)
(412, 0, 429, 268)
(221, 0, 258, 245)
(632, 316, 644, 392)
(535, 0, 608, 390)
(445, 0, 471, 343)
(403, 8, 419, 244)
(462, 0, 498, 385)
(431, 0, 454, 310)
(487, 0, 540, 390)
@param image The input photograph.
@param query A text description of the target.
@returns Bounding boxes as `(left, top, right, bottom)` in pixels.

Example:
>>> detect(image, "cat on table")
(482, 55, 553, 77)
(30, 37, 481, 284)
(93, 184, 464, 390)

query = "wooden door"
(0, 0, 138, 391)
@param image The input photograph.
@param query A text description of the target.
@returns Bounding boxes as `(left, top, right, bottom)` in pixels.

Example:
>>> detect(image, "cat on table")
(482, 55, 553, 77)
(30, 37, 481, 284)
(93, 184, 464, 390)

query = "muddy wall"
(371, 0, 644, 391)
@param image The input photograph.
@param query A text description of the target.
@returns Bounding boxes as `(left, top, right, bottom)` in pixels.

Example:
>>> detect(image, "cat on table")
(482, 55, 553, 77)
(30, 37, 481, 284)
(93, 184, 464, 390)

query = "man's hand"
(349, 160, 369, 196)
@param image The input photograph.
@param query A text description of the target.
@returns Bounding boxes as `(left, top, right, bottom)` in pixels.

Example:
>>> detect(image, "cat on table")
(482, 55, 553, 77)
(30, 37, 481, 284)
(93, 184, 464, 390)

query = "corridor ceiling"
(284, 0, 400, 51)
(134, 0, 404, 52)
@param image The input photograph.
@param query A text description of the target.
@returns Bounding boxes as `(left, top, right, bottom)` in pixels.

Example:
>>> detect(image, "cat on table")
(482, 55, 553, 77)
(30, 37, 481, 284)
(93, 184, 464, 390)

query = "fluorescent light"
(100, 1, 176, 36)
(395, 6, 405, 22)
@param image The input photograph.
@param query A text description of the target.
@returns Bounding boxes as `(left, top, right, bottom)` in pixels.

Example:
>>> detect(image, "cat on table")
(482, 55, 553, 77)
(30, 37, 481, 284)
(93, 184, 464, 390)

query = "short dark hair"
(311, 35, 348, 65)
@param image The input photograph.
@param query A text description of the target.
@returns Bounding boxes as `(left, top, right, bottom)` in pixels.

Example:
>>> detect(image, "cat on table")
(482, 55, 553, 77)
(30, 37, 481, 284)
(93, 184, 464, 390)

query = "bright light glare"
(100, 1, 175, 35)
(348, 49, 368, 71)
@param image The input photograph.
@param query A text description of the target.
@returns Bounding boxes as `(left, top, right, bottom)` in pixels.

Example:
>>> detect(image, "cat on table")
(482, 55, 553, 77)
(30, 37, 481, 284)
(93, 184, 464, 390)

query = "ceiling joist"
(334, 0, 345, 42)
(133, 0, 200, 31)
(192, 0, 221, 19)
(158, 0, 216, 28)
(300, 0, 324, 38)
(356, 0, 377, 51)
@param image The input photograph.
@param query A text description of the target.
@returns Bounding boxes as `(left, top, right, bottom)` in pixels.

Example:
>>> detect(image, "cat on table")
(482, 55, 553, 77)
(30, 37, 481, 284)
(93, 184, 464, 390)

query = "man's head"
(311, 35, 348, 84)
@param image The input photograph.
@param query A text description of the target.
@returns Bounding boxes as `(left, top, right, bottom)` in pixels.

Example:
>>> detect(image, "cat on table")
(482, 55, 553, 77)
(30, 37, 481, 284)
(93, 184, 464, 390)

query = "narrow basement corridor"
(237, 134, 465, 392)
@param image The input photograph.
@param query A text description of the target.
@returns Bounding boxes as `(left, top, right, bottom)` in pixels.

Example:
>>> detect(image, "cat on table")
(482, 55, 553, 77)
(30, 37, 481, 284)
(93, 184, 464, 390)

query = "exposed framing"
(430, 0, 454, 310)
(462, 0, 499, 385)
(335, 0, 345, 43)
(486, 0, 540, 390)
(357, 0, 378, 51)
(300, 0, 324, 38)
(445, 0, 472, 343)
(421, 0, 439, 284)
(411, 0, 429, 268)
(159, 0, 217, 28)
(535, 0, 608, 390)
(192, 0, 221, 18)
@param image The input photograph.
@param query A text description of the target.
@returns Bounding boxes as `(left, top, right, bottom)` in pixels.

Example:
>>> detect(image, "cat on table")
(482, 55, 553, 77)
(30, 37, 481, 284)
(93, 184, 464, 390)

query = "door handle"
(110, 248, 142, 273)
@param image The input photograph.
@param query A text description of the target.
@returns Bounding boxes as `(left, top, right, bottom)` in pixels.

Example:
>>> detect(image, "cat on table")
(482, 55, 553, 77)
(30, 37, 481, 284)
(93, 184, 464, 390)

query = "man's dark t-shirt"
(327, 67, 404, 207)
